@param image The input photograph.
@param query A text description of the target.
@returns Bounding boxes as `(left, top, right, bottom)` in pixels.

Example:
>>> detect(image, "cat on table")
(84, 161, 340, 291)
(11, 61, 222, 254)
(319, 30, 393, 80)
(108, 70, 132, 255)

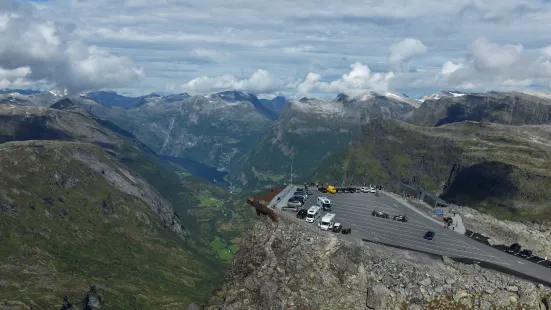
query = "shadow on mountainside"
(441, 161, 518, 208)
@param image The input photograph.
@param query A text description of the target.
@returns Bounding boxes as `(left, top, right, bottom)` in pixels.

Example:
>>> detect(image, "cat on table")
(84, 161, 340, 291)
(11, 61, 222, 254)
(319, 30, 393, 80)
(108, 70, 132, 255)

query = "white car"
(369, 187, 377, 193)
(359, 186, 369, 193)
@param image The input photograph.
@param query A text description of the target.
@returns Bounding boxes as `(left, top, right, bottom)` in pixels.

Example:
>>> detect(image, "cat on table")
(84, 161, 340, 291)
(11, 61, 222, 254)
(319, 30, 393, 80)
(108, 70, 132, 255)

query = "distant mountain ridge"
(403, 91, 551, 127)
(259, 96, 287, 115)
(228, 92, 417, 187)
(5, 88, 551, 184)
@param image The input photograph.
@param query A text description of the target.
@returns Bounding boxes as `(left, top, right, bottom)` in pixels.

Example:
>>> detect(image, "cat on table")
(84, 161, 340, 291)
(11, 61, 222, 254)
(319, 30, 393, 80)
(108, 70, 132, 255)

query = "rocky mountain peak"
(50, 98, 76, 110)
(214, 90, 254, 102)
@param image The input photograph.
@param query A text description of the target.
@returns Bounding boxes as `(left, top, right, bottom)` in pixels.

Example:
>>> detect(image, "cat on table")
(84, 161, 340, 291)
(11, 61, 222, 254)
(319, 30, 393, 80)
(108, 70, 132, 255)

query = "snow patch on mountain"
(288, 98, 345, 116)
(518, 91, 551, 101)
(419, 91, 466, 102)
(49, 89, 68, 98)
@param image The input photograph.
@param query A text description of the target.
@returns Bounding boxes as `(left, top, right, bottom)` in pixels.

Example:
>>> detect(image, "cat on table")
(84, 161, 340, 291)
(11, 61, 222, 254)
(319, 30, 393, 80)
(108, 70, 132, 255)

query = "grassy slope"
(0, 106, 259, 308)
(0, 142, 224, 309)
(312, 118, 551, 219)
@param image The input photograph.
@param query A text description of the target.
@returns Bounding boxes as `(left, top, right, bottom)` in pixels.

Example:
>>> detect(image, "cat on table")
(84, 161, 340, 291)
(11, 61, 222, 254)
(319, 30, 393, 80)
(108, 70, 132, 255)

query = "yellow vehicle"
(326, 185, 337, 194)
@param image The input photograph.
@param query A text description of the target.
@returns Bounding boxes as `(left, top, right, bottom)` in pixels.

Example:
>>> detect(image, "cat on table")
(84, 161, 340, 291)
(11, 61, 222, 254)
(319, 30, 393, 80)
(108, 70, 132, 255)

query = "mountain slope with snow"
(403, 91, 551, 127)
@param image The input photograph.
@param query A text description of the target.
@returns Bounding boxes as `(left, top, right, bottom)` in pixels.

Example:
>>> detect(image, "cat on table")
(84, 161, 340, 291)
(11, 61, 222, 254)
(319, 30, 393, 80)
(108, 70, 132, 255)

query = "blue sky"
(2, 0, 551, 99)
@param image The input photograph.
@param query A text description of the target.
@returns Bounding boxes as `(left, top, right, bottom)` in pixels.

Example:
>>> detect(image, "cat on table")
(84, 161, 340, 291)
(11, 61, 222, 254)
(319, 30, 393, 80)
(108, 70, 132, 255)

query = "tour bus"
(318, 213, 336, 231)
(305, 206, 321, 223)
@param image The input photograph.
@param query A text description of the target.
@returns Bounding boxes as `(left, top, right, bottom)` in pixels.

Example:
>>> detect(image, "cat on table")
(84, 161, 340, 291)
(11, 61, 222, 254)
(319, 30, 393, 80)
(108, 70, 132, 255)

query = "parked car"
(347, 187, 356, 193)
(318, 187, 328, 193)
(290, 196, 305, 205)
(369, 187, 376, 193)
(287, 199, 302, 208)
(296, 209, 308, 219)
(359, 186, 369, 193)
(294, 191, 308, 199)
(295, 188, 312, 196)
(372, 210, 389, 218)
(506, 243, 521, 254)
(519, 249, 533, 258)
(423, 231, 435, 240)
(332, 223, 342, 233)
(393, 215, 408, 222)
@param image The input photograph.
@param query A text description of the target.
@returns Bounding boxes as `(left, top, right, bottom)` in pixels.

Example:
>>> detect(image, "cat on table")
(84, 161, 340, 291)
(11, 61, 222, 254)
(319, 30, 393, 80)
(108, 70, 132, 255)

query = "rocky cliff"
(207, 216, 551, 310)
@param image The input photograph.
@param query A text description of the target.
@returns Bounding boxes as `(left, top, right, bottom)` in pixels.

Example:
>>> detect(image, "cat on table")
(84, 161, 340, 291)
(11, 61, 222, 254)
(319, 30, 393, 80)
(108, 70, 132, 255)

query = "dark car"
(519, 249, 533, 258)
(332, 223, 342, 233)
(318, 187, 328, 193)
(296, 209, 308, 219)
(293, 192, 308, 199)
(507, 243, 521, 254)
(347, 187, 356, 193)
(295, 188, 311, 195)
(372, 210, 389, 218)
(290, 196, 305, 204)
(393, 215, 408, 222)
(423, 231, 435, 240)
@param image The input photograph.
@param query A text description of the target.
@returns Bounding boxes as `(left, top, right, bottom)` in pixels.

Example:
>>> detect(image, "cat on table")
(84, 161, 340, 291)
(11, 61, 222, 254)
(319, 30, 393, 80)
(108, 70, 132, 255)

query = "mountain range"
(3, 85, 551, 307)
(3, 88, 551, 204)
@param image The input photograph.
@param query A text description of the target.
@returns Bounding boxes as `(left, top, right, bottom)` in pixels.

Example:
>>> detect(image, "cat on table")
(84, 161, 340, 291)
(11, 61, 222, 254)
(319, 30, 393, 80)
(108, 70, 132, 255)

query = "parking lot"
(306, 190, 508, 265)
(280, 186, 551, 286)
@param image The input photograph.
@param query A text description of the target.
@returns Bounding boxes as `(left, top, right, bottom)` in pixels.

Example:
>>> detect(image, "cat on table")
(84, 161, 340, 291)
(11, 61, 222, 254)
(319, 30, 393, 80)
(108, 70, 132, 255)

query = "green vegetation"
(209, 237, 239, 261)
(235, 128, 353, 188)
(310, 118, 551, 215)
(0, 107, 261, 308)
(0, 142, 224, 309)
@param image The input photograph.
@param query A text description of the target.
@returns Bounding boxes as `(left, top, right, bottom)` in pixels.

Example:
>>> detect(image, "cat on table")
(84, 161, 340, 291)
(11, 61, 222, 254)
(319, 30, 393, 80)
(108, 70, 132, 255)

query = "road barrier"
(464, 229, 551, 269)
(360, 238, 551, 288)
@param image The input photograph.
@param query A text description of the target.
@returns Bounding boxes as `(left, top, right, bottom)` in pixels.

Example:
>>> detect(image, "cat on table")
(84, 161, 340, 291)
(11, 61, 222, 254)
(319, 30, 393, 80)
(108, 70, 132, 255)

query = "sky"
(1, 0, 551, 99)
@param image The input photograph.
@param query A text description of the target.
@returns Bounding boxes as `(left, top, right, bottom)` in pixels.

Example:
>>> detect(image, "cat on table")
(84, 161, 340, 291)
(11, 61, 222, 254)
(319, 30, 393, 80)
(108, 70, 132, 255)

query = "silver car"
(287, 200, 302, 208)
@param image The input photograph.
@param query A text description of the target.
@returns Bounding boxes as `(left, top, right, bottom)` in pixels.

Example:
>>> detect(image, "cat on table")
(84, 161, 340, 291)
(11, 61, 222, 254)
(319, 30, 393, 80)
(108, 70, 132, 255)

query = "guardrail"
(360, 238, 551, 288)
(463, 229, 551, 269)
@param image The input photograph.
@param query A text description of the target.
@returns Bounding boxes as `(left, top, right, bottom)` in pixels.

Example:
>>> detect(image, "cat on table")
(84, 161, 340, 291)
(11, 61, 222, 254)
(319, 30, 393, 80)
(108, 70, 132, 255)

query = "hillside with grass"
(0, 102, 257, 308)
(229, 94, 415, 188)
(312, 118, 551, 218)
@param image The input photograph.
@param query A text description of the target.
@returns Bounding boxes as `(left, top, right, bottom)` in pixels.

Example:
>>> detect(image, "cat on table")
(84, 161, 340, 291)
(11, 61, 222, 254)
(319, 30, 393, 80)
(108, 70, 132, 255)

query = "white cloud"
(281, 45, 314, 54)
(388, 38, 427, 71)
(296, 73, 323, 97)
(436, 37, 551, 91)
(322, 62, 395, 96)
(542, 45, 551, 59)
(182, 69, 289, 94)
(2, 0, 551, 97)
(295, 62, 395, 97)
(0, 1, 143, 94)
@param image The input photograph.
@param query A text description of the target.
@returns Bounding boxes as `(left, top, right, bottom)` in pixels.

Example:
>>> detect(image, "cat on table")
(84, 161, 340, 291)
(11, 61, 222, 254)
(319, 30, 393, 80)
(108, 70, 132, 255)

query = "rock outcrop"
(207, 216, 551, 310)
